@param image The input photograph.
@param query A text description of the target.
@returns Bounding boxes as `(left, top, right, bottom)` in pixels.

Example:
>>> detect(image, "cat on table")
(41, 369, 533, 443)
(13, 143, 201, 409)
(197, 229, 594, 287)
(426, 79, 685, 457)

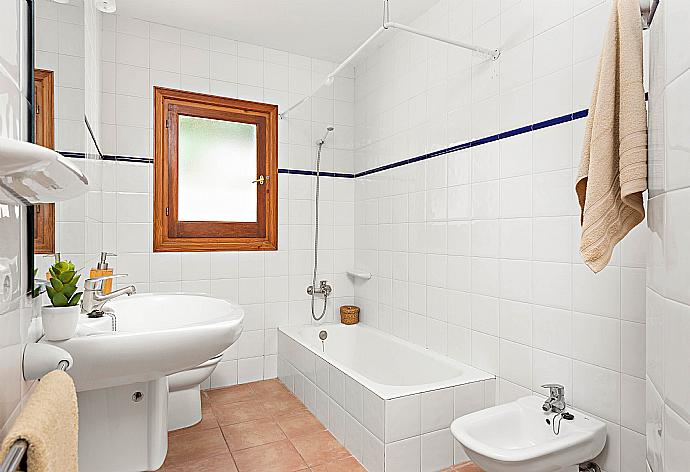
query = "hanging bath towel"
(0, 370, 79, 472)
(576, 0, 648, 273)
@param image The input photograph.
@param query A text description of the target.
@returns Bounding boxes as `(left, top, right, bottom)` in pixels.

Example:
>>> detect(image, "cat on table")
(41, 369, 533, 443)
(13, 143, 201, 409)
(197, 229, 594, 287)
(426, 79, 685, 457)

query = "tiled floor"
(159, 379, 482, 472)
(442, 465, 482, 472)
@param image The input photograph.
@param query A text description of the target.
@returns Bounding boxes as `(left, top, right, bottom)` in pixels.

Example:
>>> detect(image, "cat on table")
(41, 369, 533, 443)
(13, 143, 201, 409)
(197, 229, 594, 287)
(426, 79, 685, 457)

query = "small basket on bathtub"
(340, 305, 360, 325)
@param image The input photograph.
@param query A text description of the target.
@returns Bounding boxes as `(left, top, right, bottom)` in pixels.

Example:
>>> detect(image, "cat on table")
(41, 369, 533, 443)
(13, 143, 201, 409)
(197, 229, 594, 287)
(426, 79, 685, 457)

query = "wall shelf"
(0, 137, 88, 203)
(347, 269, 372, 280)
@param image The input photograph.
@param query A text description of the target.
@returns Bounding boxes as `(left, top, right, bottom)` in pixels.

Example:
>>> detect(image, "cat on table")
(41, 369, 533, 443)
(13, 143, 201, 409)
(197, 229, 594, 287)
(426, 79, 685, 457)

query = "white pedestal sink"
(41, 293, 244, 472)
(450, 396, 607, 472)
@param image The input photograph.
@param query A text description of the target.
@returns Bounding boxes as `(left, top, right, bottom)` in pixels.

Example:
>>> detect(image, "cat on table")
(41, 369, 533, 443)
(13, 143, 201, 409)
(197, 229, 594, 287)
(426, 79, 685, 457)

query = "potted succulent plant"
(41, 259, 83, 341)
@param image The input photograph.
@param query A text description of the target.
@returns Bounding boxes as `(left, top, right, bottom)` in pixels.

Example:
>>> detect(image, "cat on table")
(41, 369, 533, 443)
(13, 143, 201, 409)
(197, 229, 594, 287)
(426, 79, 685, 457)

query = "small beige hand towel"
(576, 0, 648, 273)
(0, 370, 78, 472)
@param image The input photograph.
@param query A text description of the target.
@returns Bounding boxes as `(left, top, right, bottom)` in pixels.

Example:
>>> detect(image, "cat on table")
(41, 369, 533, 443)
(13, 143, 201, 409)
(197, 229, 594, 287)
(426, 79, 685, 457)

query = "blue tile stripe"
(59, 152, 356, 177)
(59, 106, 591, 179)
(104, 154, 154, 164)
(59, 152, 155, 164)
(60, 151, 87, 159)
(354, 107, 590, 178)
(277, 169, 355, 178)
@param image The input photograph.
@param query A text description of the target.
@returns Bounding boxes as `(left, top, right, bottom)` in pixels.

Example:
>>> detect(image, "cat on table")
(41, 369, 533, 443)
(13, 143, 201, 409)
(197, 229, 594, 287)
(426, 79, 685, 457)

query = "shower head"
(316, 127, 335, 145)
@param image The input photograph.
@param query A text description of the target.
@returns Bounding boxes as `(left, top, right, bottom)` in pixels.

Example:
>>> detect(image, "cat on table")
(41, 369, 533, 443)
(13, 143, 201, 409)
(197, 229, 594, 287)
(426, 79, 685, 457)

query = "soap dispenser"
(90, 252, 115, 294)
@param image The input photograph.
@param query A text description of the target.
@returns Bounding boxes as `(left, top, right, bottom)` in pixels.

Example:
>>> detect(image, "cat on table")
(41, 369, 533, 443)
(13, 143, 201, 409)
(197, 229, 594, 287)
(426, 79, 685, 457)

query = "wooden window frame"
(153, 87, 278, 252)
(33, 69, 55, 254)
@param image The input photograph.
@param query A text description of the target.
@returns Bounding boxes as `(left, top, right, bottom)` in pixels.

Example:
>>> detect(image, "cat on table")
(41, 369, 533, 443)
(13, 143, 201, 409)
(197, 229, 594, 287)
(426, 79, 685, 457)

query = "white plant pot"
(42, 305, 80, 341)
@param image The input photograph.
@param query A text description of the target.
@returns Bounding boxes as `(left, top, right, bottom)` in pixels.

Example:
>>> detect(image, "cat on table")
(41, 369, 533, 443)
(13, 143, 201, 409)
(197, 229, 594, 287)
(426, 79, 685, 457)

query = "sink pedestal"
(37, 294, 245, 471)
(77, 378, 168, 472)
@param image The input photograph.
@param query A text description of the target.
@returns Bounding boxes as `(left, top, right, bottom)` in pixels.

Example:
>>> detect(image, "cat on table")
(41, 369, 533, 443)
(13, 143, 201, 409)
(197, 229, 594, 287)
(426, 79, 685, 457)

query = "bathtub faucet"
(307, 280, 332, 297)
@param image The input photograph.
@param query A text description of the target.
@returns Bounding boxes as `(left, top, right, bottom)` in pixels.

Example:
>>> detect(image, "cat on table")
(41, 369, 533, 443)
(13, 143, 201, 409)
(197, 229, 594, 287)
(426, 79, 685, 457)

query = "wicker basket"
(340, 305, 360, 325)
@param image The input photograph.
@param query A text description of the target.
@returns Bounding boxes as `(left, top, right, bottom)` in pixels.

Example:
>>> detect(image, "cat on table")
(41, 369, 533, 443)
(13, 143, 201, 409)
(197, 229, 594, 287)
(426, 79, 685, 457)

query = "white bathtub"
(279, 323, 492, 400)
(278, 323, 496, 472)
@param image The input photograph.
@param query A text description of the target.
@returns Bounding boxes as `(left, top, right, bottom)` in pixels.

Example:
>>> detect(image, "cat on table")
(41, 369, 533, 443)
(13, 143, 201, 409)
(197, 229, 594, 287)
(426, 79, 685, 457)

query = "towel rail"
(0, 360, 70, 472)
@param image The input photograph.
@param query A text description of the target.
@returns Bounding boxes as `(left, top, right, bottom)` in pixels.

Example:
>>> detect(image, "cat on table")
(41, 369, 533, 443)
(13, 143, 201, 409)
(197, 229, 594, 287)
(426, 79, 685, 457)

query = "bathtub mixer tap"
(307, 280, 332, 297)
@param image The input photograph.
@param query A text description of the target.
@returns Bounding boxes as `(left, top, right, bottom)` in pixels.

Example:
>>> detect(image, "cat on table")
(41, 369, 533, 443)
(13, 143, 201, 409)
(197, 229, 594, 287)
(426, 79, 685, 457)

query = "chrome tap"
(82, 274, 136, 317)
(541, 384, 567, 413)
(307, 280, 332, 297)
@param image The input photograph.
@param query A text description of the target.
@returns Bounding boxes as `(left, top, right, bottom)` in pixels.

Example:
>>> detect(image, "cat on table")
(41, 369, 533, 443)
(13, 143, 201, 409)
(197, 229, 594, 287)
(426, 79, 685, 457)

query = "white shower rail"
(279, 1, 500, 119)
(280, 0, 659, 119)
(640, 0, 660, 29)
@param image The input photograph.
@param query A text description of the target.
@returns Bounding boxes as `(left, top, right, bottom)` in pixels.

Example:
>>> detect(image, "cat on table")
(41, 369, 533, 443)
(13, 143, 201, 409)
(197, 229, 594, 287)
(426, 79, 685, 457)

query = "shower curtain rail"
(640, 0, 660, 29)
(279, 15, 500, 119)
(281, 0, 659, 119)
(382, 22, 500, 60)
(280, 26, 387, 119)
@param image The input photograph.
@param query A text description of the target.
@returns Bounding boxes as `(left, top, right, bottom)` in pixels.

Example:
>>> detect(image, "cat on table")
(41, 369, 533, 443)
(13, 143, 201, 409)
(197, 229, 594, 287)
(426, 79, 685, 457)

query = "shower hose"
(311, 139, 328, 321)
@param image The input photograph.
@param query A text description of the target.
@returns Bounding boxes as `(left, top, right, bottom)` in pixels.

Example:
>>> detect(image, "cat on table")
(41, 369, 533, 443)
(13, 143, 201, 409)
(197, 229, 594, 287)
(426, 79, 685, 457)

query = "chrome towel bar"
(0, 360, 70, 472)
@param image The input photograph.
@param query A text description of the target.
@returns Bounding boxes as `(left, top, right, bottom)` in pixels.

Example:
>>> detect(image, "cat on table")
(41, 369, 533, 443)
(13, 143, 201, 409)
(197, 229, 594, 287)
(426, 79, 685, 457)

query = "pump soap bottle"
(91, 252, 115, 294)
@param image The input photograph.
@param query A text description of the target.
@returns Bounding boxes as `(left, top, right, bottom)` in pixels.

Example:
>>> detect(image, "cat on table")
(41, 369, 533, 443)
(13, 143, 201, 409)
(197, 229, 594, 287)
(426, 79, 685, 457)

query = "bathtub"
(277, 323, 496, 472)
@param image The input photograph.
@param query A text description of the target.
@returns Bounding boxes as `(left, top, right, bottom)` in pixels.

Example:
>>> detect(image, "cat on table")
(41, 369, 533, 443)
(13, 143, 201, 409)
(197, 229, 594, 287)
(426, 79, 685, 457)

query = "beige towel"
(0, 371, 78, 472)
(576, 0, 648, 273)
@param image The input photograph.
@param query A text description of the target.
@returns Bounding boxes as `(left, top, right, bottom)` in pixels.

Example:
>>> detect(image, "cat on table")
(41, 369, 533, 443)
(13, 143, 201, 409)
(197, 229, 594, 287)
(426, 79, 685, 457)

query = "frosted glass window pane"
(178, 115, 257, 222)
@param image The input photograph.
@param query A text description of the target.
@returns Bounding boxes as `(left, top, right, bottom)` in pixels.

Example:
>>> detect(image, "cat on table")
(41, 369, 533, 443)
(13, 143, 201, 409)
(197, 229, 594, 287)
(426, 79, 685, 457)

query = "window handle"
(252, 175, 265, 185)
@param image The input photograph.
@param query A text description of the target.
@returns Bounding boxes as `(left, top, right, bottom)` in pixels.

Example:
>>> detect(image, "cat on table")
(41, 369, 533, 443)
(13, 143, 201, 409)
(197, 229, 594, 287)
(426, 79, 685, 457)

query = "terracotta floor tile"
(277, 410, 326, 438)
(169, 412, 219, 436)
(213, 399, 272, 425)
(162, 427, 229, 468)
(221, 418, 287, 451)
(441, 462, 484, 471)
(160, 451, 238, 472)
(250, 378, 291, 397)
(309, 456, 365, 472)
(263, 393, 308, 418)
(232, 439, 308, 472)
(170, 398, 219, 436)
(291, 430, 350, 467)
(208, 383, 257, 405)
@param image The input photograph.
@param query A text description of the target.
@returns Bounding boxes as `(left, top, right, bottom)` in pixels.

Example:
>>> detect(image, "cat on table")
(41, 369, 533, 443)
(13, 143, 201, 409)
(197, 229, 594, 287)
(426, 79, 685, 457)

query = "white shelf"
(0, 137, 88, 203)
(347, 269, 372, 280)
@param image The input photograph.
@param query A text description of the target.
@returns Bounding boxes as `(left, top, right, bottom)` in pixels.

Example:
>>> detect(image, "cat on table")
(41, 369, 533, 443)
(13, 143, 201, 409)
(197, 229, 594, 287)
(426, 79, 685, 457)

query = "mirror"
(32, 0, 104, 284)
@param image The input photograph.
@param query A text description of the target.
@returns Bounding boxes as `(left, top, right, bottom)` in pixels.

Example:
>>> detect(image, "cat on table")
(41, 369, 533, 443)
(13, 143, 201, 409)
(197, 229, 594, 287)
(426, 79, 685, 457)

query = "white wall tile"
(572, 361, 621, 423)
(116, 33, 149, 68)
(421, 387, 454, 434)
(385, 394, 420, 442)
(385, 436, 420, 472)
(572, 312, 621, 371)
(421, 428, 454, 472)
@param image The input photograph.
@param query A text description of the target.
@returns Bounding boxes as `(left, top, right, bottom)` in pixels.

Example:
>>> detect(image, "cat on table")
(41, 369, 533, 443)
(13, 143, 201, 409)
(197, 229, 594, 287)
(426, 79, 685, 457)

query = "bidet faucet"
(541, 383, 566, 413)
(82, 274, 136, 317)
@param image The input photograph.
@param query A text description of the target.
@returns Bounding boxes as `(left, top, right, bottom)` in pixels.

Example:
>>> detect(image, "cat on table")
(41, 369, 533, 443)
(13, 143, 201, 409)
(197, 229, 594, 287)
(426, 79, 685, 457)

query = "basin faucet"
(82, 274, 136, 317)
(541, 384, 566, 413)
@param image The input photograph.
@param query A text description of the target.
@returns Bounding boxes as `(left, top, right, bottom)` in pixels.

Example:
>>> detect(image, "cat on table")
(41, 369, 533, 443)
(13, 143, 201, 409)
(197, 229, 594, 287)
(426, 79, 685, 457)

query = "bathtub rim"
(278, 323, 494, 400)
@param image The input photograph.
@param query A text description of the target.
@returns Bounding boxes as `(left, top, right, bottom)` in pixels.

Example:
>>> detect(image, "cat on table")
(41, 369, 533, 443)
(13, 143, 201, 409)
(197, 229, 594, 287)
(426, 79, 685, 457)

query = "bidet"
(451, 396, 606, 472)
